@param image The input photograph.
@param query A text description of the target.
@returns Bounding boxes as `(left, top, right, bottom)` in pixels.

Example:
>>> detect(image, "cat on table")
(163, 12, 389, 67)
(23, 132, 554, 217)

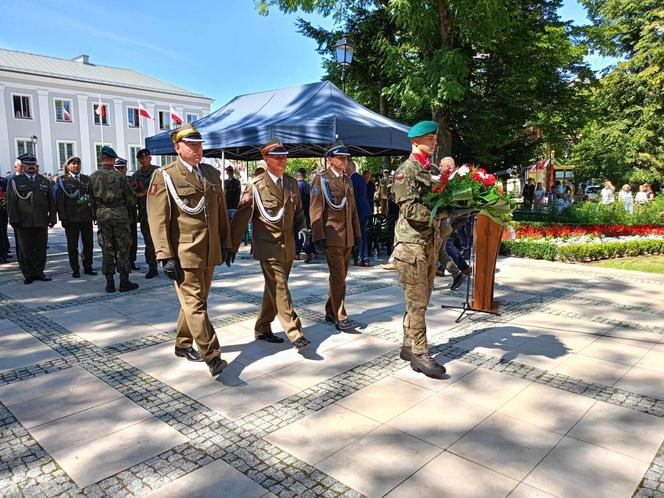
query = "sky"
(2, 0, 616, 108)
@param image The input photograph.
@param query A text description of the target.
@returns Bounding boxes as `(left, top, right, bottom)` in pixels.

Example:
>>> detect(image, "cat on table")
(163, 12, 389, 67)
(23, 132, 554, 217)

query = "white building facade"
(0, 49, 213, 175)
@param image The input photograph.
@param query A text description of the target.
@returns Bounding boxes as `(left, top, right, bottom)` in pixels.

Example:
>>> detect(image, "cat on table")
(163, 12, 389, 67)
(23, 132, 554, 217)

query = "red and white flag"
(95, 96, 106, 118)
(62, 105, 71, 121)
(138, 100, 153, 120)
(170, 105, 183, 125)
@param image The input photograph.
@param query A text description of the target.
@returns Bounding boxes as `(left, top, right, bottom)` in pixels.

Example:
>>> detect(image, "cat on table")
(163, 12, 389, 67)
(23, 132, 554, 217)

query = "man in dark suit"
(349, 161, 371, 267)
(294, 168, 314, 262)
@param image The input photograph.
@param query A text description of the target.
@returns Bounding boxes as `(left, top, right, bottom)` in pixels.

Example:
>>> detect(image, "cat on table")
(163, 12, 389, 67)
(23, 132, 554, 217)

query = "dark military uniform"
(89, 168, 136, 277)
(392, 155, 445, 357)
(7, 173, 56, 280)
(131, 165, 158, 272)
(56, 172, 95, 274)
(224, 176, 241, 211)
(379, 175, 391, 214)
(310, 166, 360, 328)
(0, 176, 9, 262)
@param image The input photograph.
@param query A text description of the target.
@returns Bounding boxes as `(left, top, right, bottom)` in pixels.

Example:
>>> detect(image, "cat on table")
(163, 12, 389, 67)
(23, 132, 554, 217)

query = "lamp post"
(30, 135, 38, 156)
(333, 35, 355, 93)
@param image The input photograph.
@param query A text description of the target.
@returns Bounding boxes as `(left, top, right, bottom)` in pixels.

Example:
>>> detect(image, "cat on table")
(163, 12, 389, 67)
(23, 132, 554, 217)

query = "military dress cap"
(113, 158, 128, 168)
(383, 169, 390, 174)
(325, 144, 351, 157)
(136, 148, 151, 158)
(225, 165, 234, 171)
(261, 138, 288, 156)
(18, 153, 37, 165)
(170, 123, 205, 144)
(65, 156, 81, 165)
(407, 120, 439, 138)
(100, 146, 119, 159)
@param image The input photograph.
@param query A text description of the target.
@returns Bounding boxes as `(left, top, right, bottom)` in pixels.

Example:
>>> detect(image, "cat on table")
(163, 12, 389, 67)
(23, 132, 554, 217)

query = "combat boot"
(399, 345, 412, 361)
(145, 266, 158, 279)
(119, 273, 139, 292)
(105, 275, 116, 293)
(411, 353, 446, 378)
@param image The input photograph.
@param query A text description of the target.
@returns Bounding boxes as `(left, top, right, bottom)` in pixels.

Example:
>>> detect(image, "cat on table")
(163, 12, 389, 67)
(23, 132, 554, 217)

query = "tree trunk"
(379, 85, 392, 170)
(435, 0, 454, 159)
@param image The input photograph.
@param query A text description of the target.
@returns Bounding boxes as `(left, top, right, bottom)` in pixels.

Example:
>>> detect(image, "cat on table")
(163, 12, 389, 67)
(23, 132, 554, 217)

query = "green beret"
(100, 146, 119, 159)
(407, 120, 438, 138)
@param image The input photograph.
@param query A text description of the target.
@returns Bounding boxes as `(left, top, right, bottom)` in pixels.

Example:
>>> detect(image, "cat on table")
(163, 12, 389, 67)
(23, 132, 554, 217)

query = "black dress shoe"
(174, 346, 204, 362)
(255, 331, 285, 343)
(145, 267, 158, 279)
(325, 315, 336, 324)
(84, 269, 98, 276)
(293, 336, 311, 351)
(336, 319, 360, 334)
(72, 270, 81, 278)
(208, 357, 228, 377)
(36, 275, 52, 282)
(24, 277, 33, 285)
(399, 345, 412, 361)
(450, 272, 466, 290)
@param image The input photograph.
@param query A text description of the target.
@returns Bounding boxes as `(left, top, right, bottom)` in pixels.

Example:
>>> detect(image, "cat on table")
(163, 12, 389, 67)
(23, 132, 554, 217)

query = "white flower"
(449, 165, 470, 179)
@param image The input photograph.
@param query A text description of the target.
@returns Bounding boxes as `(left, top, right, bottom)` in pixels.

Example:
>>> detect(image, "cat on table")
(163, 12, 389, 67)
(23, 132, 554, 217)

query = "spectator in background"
(0, 174, 9, 263)
(522, 178, 535, 210)
(294, 168, 314, 263)
(635, 184, 649, 206)
(223, 166, 241, 211)
(363, 170, 375, 215)
(534, 181, 545, 206)
(644, 183, 655, 201)
(554, 192, 569, 214)
(600, 181, 616, 204)
(618, 184, 634, 213)
(348, 161, 371, 267)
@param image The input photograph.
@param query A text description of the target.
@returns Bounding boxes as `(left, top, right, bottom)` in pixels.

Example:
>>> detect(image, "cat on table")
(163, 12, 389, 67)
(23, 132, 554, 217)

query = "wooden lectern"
(472, 213, 503, 313)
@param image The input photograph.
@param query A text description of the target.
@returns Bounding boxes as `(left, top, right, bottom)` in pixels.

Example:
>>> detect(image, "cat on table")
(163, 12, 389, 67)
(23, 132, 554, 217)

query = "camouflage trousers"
(97, 219, 131, 275)
(394, 240, 441, 354)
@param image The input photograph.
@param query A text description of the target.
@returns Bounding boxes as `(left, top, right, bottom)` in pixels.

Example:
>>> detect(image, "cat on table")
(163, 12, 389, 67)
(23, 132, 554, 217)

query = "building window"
(16, 138, 36, 157)
(128, 145, 142, 171)
(161, 155, 177, 166)
(127, 107, 139, 128)
(13, 95, 32, 119)
(158, 111, 172, 130)
(54, 99, 73, 122)
(94, 143, 113, 169)
(93, 103, 109, 126)
(186, 113, 198, 123)
(57, 141, 76, 168)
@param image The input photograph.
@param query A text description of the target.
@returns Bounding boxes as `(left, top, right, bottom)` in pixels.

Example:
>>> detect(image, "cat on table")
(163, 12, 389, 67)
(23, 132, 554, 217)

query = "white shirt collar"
(179, 158, 196, 173)
(267, 170, 282, 184)
(329, 167, 343, 178)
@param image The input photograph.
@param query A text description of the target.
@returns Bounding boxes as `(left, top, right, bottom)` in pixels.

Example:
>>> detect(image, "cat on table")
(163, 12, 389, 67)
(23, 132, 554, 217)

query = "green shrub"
(500, 238, 664, 262)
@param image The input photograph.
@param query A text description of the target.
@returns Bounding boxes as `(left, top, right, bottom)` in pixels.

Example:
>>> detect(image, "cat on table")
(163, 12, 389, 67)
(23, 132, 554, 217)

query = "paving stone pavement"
(1, 226, 664, 497)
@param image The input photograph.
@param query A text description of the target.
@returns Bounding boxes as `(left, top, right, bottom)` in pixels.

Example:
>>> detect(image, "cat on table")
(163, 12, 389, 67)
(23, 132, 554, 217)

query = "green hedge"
(513, 195, 664, 226)
(500, 239, 664, 262)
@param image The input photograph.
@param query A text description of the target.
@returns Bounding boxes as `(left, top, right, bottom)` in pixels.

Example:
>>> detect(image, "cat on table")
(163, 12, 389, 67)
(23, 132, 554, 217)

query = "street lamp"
(333, 35, 355, 93)
(30, 135, 38, 155)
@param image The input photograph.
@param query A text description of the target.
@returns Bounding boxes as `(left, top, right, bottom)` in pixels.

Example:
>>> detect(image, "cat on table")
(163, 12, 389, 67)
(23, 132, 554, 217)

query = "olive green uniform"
(391, 156, 445, 355)
(89, 168, 136, 276)
(6, 174, 56, 279)
(131, 165, 158, 270)
(56, 173, 95, 273)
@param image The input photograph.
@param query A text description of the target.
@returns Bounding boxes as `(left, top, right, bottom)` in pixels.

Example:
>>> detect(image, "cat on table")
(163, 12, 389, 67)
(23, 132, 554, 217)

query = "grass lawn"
(589, 255, 664, 274)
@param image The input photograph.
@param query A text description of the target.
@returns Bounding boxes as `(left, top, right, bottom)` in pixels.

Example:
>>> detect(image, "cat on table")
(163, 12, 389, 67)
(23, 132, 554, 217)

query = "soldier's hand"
(222, 249, 235, 267)
(162, 258, 182, 281)
(314, 240, 325, 254)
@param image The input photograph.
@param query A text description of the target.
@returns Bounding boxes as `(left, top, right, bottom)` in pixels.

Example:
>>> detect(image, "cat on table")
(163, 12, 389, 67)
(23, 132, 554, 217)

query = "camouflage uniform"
(131, 165, 158, 270)
(391, 155, 445, 355)
(89, 168, 136, 275)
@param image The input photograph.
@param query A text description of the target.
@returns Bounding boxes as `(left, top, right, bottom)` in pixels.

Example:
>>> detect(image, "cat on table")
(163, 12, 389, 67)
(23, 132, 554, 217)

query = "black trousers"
(16, 226, 48, 278)
(129, 221, 138, 264)
(64, 222, 94, 272)
(139, 220, 157, 268)
(0, 209, 8, 257)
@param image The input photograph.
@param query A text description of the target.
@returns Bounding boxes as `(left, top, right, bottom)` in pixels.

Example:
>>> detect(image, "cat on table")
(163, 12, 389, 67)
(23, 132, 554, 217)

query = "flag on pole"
(138, 101, 153, 120)
(95, 96, 106, 118)
(170, 105, 183, 125)
(62, 104, 71, 121)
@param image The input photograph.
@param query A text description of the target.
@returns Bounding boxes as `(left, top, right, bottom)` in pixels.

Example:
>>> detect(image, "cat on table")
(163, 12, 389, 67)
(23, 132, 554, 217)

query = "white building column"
(113, 98, 125, 159)
(146, 102, 156, 138)
(77, 95, 92, 174)
(37, 89, 55, 174)
(0, 85, 11, 171)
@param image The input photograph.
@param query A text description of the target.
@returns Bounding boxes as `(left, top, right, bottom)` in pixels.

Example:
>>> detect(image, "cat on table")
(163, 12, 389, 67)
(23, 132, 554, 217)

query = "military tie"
(276, 177, 283, 194)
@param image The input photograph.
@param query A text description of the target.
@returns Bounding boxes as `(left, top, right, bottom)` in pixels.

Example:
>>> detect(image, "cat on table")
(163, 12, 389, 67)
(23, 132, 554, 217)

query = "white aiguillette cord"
(58, 176, 80, 199)
(162, 169, 206, 215)
(252, 183, 284, 224)
(321, 176, 347, 211)
(11, 177, 33, 200)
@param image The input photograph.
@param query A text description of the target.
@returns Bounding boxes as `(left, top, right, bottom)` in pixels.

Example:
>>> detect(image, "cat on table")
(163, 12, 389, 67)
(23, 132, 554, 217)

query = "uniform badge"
(149, 184, 158, 196)
(240, 192, 250, 206)
(311, 185, 319, 195)
(288, 191, 296, 203)
(396, 173, 405, 181)
(182, 198, 189, 206)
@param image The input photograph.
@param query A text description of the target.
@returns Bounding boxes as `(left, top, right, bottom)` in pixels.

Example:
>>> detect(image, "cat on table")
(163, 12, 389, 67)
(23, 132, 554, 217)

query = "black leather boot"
(411, 353, 446, 377)
(119, 273, 139, 292)
(105, 274, 116, 293)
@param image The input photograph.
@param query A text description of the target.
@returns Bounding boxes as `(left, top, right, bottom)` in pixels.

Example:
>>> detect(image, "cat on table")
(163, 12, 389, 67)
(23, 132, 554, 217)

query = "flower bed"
(501, 235, 664, 262)
(505, 223, 664, 239)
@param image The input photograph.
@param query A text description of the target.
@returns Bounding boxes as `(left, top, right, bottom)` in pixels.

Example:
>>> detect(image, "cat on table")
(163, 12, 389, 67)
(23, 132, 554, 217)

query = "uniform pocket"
(176, 186, 197, 197)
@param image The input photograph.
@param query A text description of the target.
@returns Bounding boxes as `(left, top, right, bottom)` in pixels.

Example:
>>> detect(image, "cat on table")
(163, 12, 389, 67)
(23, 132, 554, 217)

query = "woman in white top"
(618, 184, 633, 213)
(600, 181, 615, 204)
(533, 182, 545, 205)
(635, 185, 649, 205)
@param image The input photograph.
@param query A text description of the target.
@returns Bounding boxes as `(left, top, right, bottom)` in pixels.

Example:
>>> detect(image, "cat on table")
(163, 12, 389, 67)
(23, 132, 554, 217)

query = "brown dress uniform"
(7, 173, 56, 279)
(147, 159, 232, 364)
(55, 172, 94, 274)
(310, 169, 360, 322)
(230, 172, 306, 343)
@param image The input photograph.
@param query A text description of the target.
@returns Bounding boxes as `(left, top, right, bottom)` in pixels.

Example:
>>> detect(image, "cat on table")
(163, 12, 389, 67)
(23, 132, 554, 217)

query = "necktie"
(75, 175, 80, 182)
(276, 177, 283, 194)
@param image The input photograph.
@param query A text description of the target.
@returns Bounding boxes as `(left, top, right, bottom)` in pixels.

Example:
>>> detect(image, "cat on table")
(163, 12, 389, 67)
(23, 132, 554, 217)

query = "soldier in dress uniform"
(6, 154, 56, 284)
(0, 174, 9, 263)
(230, 139, 311, 352)
(379, 169, 391, 214)
(89, 147, 139, 293)
(223, 165, 241, 211)
(55, 156, 97, 278)
(391, 120, 448, 377)
(310, 144, 361, 333)
(131, 148, 159, 278)
(147, 123, 234, 378)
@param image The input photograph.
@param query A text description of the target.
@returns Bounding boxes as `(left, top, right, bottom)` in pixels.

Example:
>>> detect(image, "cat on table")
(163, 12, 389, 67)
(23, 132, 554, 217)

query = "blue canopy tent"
(145, 81, 411, 160)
